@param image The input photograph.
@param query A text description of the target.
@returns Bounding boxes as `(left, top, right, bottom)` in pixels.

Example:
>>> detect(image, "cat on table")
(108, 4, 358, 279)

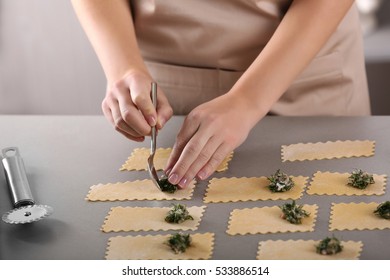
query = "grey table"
(0, 115, 389, 260)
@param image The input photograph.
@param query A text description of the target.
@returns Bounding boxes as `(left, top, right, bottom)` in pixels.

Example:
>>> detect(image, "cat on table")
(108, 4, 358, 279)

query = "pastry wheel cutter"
(1, 147, 53, 224)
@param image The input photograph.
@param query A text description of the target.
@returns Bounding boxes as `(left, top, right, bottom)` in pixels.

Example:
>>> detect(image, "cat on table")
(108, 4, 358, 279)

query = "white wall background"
(1, 0, 389, 115)
(0, 0, 105, 115)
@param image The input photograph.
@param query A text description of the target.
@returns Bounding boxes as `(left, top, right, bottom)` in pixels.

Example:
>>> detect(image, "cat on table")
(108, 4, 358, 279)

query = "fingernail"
(148, 116, 157, 126)
(178, 177, 188, 188)
(168, 173, 179, 185)
(164, 168, 172, 176)
(197, 170, 207, 180)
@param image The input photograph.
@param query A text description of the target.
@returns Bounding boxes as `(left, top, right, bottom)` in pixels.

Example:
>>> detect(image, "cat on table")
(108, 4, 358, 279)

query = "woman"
(71, 0, 370, 188)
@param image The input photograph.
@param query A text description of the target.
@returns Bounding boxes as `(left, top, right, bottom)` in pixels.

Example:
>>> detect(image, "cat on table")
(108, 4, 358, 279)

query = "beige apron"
(130, 0, 370, 116)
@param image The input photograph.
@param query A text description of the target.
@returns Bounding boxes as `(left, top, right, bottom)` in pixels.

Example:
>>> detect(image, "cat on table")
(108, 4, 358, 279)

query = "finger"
(112, 80, 153, 136)
(114, 122, 145, 141)
(164, 114, 201, 175)
(197, 143, 232, 180)
(176, 135, 221, 188)
(102, 98, 145, 141)
(127, 76, 157, 127)
(106, 95, 144, 137)
(156, 88, 173, 129)
(166, 124, 212, 187)
(102, 98, 115, 125)
(117, 96, 152, 136)
(117, 128, 145, 142)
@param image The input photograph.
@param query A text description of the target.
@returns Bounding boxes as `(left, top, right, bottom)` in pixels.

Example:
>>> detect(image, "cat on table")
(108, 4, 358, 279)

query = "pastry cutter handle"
(1, 147, 35, 208)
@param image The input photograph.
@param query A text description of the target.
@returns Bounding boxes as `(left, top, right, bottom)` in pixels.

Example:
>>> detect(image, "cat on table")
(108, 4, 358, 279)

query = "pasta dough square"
(281, 140, 375, 162)
(307, 171, 386, 196)
(204, 176, 308, 203)
(227, 204, 318, 235)
(86, 179, 195, 201)
(105, 232, 215, 260)
(101, 205, 206, 232)
(120, 148, 233, 171)
(330, 202, 390, 231)
(257, 239, 363, 260)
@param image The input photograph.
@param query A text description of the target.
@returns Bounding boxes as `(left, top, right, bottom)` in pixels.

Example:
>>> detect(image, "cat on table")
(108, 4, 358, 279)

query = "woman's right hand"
(71, 0, 172, 141)
(102, 70, 173, 141)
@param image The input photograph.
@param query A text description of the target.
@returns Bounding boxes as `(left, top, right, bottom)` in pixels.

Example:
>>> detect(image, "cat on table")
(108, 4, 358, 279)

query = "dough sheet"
(105, 232, 215, 260)
(227, 204, 318, 235)
(256, 239, 363, 260)
(120, 148, 233, 172)
(101, 206, 206, 232)
(204, 176, 308, 203)
(307, 171, 386, 196)
(86, 179, 195, 201)
(330, 202, 390, 231)
(281, 140, 375, 162)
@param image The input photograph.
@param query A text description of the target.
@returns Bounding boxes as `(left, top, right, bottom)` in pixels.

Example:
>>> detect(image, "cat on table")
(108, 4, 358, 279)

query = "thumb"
(129, 77, 157, 127)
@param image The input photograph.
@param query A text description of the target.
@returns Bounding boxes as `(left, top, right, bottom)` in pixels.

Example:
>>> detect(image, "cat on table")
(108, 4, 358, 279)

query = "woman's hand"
(71, 0, 173, 141)
(102, 70, 173, 141)
(164, 93, 263, 188)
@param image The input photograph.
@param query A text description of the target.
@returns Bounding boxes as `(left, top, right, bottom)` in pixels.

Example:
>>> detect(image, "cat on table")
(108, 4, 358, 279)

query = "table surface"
(0, 115, 389, 260)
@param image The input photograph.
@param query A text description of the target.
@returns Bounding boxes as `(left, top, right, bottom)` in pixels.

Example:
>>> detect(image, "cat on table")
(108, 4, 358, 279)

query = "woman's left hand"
(164, 93, 263, 188)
